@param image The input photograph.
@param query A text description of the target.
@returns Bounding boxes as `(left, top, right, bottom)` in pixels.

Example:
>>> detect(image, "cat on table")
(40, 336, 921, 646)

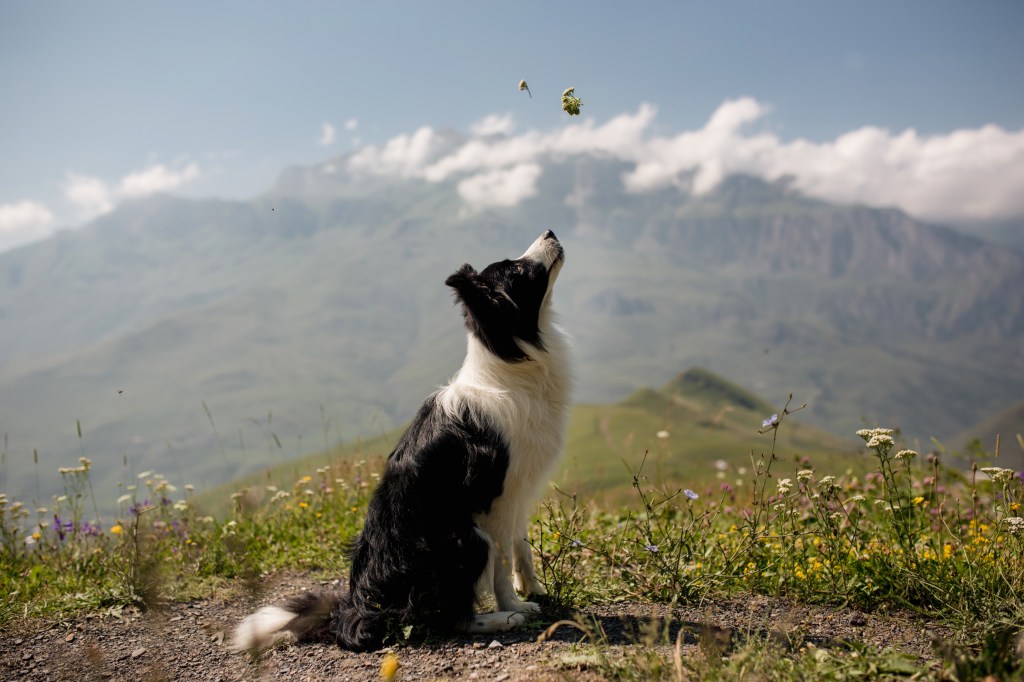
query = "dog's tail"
(230, 591, 390, 653)
(230, 591, 340, 653)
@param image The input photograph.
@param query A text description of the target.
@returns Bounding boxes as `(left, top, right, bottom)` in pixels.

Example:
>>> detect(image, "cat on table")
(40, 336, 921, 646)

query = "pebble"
(488, 640, 503, 649)
(65, 633, 75, 642)
(850, 613, 867, 626)
(495, 674, 511, 681)
(131, 647, 147, 659)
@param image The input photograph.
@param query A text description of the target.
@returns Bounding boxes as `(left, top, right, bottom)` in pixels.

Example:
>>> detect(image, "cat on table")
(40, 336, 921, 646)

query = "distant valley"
(1, 152, 1021, 505)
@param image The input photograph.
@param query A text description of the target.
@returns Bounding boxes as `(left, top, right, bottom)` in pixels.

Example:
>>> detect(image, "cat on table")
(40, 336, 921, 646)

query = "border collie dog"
(232, 230, 572, 652)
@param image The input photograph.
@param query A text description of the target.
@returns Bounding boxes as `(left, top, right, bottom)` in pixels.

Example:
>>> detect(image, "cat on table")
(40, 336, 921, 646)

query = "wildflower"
(683, 489, 699, 500)
(980, 467, 1014, 485)
(137, 470, 153, 479)
(298, 502, 309, 510)
(912, 496, 926, 505)
(865, 434, 894, 449)
(185, 484, 194, 492)
(644, 543, 659, 553)
(818, 475, 837, 489)
(856, 427, 894, 441)
(561, 87, 583, 116)
(776, 478, 792, 495)
(79, 457, 92, 470)
(656, 430, 670, 439)
(762, 413, 779, 429)
(380, 652, 400, 680)
(797, 469, 814, 483)
(894, 449, 917, 462)
(1003, 517, 1024, 536)
(300, 475, 313, 483)
(715, 459, 728, 472)
(24, 534, 36, 546)
(518, 79, 531, 98)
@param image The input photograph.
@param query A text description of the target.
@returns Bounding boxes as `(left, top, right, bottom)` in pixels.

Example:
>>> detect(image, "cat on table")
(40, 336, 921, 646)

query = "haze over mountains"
(1, 147, 1022, 503)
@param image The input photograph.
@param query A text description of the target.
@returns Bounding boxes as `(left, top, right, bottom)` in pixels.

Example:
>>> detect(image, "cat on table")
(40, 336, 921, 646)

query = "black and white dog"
(232, 230, 572, 652)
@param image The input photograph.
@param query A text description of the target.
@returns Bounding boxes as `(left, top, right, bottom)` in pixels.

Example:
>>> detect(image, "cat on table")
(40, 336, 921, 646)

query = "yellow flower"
(912, 496, 925, 505)
(32, 532, 41, 540)
(110, 525, 124, 535)
(380, 652, 400, 680)
(351, 506, 358, 513)
(298, 502, 309, 509)
(300, 475, 313, 483)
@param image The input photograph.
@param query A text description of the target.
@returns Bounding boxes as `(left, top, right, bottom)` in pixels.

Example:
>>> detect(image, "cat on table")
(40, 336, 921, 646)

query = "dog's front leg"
(512, 528, 547, 597)
(479, 506, 540, 614)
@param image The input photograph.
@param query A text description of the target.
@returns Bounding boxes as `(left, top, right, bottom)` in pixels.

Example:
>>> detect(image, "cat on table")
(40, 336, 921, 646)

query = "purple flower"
(762, 414, 779, 429)
(684, 489, 699, 500)
(52, 516, 74, 541)
(644, 544, 659, 553)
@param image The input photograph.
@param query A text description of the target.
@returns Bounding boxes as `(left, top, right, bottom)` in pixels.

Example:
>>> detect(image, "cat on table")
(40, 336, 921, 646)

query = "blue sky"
(1, 1, 1023, 251)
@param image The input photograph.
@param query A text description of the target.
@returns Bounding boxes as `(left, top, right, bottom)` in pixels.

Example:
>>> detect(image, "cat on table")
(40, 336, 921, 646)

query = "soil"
(0, 571, 951, 681)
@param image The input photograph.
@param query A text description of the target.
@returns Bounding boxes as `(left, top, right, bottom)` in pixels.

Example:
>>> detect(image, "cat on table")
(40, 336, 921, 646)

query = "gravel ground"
(0, 572, 950, 681)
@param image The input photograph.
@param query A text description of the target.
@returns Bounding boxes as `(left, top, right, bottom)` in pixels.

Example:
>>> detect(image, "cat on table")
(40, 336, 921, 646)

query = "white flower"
(656, 430, 670, 440)
(894, 450, 918, 462)
(866, 434, 894, 449)
(776, 478, 793, 495)
(1003, 517, 1024, 535)
(980, 467, 1015, 485)
(797, 469, 814, 482)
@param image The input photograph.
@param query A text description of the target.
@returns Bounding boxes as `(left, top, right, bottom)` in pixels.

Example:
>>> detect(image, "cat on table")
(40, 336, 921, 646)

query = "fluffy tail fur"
(230, 590, 391, 653)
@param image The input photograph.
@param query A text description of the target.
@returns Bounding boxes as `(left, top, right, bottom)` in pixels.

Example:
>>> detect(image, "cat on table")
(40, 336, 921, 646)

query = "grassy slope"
(196, 368, 859, 515)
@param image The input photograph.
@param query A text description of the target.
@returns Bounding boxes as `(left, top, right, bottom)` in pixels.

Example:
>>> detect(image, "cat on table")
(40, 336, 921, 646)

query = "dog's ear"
(446, 264, 501, 320)
(444, 263, 477, 294)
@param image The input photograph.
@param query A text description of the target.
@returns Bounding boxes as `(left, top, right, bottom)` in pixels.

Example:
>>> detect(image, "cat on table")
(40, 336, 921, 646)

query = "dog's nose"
(542, 229, 557, 241)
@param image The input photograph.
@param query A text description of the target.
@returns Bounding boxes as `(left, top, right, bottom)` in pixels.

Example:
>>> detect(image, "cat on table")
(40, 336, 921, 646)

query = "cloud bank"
(0, 200, 56, 252)
(345, 99, 1024, 221)
(63, 162, 201, 223)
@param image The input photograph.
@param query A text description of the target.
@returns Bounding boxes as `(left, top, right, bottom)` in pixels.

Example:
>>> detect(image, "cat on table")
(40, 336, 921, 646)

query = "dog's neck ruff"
(436, 312, 572, 430)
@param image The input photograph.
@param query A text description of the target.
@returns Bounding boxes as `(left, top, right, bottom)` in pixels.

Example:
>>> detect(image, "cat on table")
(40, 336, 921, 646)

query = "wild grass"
(2, 404, 1023, 679)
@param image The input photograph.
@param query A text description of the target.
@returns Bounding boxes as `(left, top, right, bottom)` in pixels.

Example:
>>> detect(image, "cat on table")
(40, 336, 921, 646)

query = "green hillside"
(196, 368, 857, 516)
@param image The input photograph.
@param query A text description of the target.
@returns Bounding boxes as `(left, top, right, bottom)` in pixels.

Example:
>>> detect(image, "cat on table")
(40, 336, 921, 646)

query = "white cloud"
(344, 118, 359, 131)
(348, 126, 445, 178)
(63, 172, 114, 220)
(345, 98, 1024, 222)
(0, 200, 56, 252)
(63, 162, 201, 224)
(318, 122, 337, 146)
(458, 163, 543, 209)
(119, 163, 199, 197)
(470, 113, 515, 137)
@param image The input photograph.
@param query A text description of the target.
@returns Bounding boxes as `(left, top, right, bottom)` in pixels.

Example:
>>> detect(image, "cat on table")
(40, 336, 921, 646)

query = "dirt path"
(1, 572, 949, 681)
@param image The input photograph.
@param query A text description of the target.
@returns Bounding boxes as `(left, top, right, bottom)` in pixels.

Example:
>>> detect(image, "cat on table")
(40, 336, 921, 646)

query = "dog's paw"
(469, 611, 526, 633)
(527, 580, 547, 597)
(497, 595, 541, 614)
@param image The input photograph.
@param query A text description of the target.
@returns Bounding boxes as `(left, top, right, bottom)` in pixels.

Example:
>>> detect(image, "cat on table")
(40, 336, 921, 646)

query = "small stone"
(65, 632, 76, 642)
(488, 640, 503, 649)
(850, 612, 867, 626)
(131, 647, 147, 659)
(495, 674, 511, 682)
(472, 642, 485, 649)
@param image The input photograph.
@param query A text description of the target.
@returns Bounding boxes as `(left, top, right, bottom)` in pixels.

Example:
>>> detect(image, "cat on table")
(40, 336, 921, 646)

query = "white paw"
(499, 599, 540, 614)
(528, 580, 548, 597)
(469, 611, 525, 633)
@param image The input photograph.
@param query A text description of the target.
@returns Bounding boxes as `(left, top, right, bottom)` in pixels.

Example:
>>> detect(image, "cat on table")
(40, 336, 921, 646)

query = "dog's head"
(445, 230, 564, 363)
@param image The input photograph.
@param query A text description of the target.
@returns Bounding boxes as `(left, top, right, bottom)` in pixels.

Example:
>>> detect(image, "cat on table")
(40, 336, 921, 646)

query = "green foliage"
(2, 406, 1024, 679)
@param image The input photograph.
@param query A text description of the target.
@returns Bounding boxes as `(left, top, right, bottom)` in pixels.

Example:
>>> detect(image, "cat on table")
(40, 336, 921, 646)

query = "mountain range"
(1, 151, 1021, 504)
